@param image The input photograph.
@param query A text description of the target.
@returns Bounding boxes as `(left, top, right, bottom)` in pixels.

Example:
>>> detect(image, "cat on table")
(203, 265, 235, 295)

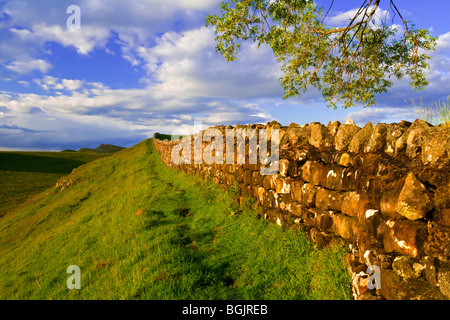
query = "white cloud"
(132, 27, 283, 101)
(0, 0, 213, 65)
(176, 0, 217, 10)
(435, 31, 450, 51)
(345, 107, 411, 126)
(6, 57, 52, 74)
(33, 76, 85, 91)
(62, 79, 84, 91)
(30, 24, 111, 55)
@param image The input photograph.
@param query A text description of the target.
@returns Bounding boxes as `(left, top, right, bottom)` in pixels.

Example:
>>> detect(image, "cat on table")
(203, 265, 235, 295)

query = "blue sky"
(0, 0, 449, 150)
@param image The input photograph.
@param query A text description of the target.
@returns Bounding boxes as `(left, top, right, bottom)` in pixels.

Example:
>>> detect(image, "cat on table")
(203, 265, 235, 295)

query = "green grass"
(0, 151, 110, 216)
(0, 139, 351, 300)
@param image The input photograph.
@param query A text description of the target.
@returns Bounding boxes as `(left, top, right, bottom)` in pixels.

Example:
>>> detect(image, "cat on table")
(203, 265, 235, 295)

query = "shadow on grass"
(0, 153, 85, 174)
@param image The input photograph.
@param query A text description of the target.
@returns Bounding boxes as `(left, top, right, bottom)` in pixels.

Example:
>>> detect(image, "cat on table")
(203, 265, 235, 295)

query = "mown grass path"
(0, 139, 351, 299)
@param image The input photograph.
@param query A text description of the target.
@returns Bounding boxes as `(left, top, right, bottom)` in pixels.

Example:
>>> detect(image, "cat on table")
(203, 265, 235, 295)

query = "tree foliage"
(206, 0, 437, 108)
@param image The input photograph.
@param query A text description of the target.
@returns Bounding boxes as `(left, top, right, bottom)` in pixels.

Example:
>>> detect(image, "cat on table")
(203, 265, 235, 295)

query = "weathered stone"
(277, 194, 291, 212)
(421, 127, 450, 165)
(348, 122, 374, 154)
(424, 222, 450, 262)
(379, 180, 404, 219)
(319, 151, 333, 164)
(279, 159, 290, 176)
(392, 256, 424, 279)
(310, 227, 331, 248)
(337, 152, 352, 167)
(309, 123, 332, 148)
(290, 201, 304, 217)
(295, 145, 320, 163)
(423, 256, 439, 287)
(395, 119, 433, 155)
(396, 172, 434, 220)
(437, 261, 450, 298)
(268, 173, 282, 190)
(262, 175, 272, 190)
(326, 120, 341, 137)
(434, 182, 450, 227)
(315, 187, 345, 211)
(334, 121, 361, 151)
(384, 123, 408, 154)
(320, 164, 356, 191)
(365, 123, 388, 153)
(406, 127, 432, 158)
(314, 210, 334, 233)
(267, 120, 281, 128)
(243, 169, 252, 185)
(301, 161, 323, 186)
(332, 214, 357, 239)
(268, 189, 278, 208)
(251, 170, 262, 185)
(341, 192, 366, 217)
(287, 160, 300, 177)
(257, 187, 267, 205)
(290, 179, 303, 202)
(380, 269, 447, 300)
(275, 177, 291, 194)
(379, 218, 427, 258)
(378, 254, 395, 269)
(284, 125, 310, 147)
(360, 208, 384, 241)
(301, 183, 318, 207)
(264, 209, 285, 226)
(351, 270, 369, 299)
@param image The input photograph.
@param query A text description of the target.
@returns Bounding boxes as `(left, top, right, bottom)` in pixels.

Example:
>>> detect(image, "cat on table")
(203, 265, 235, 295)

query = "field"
(0, 151, 111, 217)
(0, 139, 351, 299)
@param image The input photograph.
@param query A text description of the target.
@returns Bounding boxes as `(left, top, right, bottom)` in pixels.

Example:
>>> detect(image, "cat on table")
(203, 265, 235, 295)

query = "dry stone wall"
(153, 119, 450, 300)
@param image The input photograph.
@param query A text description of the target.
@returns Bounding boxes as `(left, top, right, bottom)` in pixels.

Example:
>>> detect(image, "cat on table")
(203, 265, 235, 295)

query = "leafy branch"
(206, 0, 437, 108)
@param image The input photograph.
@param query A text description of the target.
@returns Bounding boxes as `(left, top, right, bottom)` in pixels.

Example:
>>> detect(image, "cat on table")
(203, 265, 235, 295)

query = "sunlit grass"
(410, 96, 450, 126)
(0, 151, 110, 216)
(0, 139, 351, 300)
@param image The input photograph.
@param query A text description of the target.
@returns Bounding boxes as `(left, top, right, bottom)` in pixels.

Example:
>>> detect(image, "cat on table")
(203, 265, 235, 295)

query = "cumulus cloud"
(1, 0, 216, 63)
(6, 57, 52, 74)
(133, 27, 283, 101)
(31, 24, 111, 55)
(0, 0, 448, 150)
(33, 76, 85, 91)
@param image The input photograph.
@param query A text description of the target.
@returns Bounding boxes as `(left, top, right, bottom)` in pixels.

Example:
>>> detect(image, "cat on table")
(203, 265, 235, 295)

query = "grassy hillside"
(0, 151, 111, 217)
(77, 144, 125, 153)
(0, 139, 351, 300)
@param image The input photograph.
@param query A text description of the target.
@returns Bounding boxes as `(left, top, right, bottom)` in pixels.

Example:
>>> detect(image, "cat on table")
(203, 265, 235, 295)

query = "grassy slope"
(0, 139, 351, 300)
(0, 151, 110, 216)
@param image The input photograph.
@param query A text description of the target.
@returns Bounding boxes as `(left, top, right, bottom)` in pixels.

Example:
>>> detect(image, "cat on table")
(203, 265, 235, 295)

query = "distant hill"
(62, 144, 125, 154)
(94, 144, 125, 153)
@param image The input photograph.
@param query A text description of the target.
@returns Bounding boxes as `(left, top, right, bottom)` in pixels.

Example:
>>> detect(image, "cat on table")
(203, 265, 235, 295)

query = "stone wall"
(152, 119, 450, 300)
